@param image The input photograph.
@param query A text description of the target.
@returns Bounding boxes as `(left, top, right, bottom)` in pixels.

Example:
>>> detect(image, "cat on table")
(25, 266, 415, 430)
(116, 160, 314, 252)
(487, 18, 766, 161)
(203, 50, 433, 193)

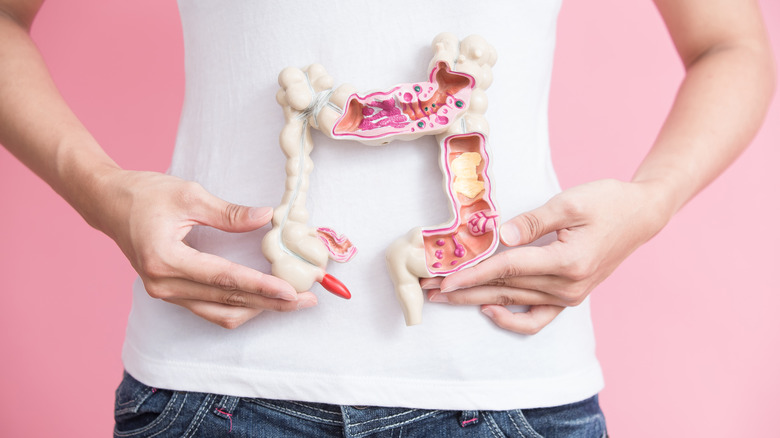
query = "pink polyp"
(453, 236, 466, 258)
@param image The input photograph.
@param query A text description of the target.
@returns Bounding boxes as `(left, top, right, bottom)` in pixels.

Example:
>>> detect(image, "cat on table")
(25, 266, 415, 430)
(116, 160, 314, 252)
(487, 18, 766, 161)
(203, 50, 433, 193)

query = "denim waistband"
(114, 372, 606, 438)
(246, 398, 474, 436)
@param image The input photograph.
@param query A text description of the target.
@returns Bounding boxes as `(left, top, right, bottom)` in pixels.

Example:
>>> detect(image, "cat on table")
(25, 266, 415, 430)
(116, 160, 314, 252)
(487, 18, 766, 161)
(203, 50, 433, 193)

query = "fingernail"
(279, 291, 298, 301)
(297, 296, 317, 310)
(482, 307, 495, 319)
(249, 207, 273, 221)
(440, 285, 458, 293)
(429, 292, 449, 303)
(419, 279, 437, 290)
(500, 223, 521, 246)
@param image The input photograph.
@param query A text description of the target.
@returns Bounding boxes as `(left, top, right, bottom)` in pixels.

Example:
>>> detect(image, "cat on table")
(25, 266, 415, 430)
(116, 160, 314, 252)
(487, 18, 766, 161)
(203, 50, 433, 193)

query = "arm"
(0, 1, 316, 328)
(427, 0, 776, 334)
(635, 0, 776, 214)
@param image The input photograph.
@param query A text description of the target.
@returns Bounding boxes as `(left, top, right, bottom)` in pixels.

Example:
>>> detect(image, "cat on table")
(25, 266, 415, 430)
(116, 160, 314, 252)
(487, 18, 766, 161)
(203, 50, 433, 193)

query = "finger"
(444, 273, 588, 306)
(439, 244, 565, 292)
(165, 298, 265, 329)
(420, 277, 443, 290)
(165, 245, 299, 300)
(481, 304, 565, 335)
(146, 276, 316, 309)
(499, 195, 580, 247)
(164, 294, 317, 329)
(429, 285, 568, 307)
(189, 184, 274, 233)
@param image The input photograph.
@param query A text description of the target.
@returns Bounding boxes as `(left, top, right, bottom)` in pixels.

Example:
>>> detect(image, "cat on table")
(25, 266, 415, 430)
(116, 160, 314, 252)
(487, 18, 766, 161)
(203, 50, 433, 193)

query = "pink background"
(1, 1, 778, 436)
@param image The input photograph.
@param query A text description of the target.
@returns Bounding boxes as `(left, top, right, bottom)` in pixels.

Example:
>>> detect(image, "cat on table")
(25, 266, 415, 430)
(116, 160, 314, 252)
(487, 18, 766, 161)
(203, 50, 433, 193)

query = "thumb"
(500, 199, 570, 247)
(195, 191, 273, 233)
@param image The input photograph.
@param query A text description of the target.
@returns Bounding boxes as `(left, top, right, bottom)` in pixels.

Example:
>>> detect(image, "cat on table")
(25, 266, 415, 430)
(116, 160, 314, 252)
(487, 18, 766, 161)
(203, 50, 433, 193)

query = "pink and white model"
(261, 33, 499, 325)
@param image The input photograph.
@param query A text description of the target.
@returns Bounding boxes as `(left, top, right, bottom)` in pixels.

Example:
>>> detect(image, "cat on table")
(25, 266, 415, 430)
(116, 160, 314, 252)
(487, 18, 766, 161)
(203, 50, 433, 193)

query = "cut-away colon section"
(316, 227, 357, 263)
(422, 132, 499, 275)
(332, 62, 475, 140)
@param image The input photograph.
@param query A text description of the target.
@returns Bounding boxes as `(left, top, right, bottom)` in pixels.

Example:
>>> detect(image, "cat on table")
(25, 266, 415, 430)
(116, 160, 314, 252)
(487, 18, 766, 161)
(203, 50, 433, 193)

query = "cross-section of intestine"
(421, 133, 498, 275)
(332, 62, 474, 142)
(262, 33, 499, 325)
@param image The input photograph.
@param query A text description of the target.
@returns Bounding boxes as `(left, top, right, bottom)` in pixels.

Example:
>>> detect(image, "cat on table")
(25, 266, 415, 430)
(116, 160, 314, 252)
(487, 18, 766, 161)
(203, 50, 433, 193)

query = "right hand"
(94, 170, 317, 328)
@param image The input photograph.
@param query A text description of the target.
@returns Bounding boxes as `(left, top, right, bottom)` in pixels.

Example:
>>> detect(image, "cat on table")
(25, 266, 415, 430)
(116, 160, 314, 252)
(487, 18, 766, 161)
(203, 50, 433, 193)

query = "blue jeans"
(114, 372, 607, 437)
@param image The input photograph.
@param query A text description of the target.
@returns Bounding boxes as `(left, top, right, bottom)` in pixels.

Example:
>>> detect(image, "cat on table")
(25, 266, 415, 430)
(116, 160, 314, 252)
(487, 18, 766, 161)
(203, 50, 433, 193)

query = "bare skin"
(0, 0, 316, 329)
(0, 1, 774, 332)
(426, 0, 776, 334)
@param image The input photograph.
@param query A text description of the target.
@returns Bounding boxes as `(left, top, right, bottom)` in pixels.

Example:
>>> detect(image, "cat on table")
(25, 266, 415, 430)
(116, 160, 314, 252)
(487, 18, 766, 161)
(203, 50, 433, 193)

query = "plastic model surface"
(261, 33, 499, 325)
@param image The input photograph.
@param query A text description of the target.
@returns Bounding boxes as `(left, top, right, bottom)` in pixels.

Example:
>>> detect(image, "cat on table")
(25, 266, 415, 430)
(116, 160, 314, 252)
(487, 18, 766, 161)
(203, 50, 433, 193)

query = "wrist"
(628, 175, 685, 231)
(52, 133, 124, 233)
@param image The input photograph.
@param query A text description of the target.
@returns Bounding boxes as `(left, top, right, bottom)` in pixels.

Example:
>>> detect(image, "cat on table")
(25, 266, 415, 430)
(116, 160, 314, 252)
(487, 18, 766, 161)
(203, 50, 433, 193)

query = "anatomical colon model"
(262, 33, 498, 325)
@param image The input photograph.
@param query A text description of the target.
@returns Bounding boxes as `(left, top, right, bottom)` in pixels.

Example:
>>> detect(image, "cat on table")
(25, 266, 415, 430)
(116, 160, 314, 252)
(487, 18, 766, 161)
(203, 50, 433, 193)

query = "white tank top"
(121, 0, 604, 410)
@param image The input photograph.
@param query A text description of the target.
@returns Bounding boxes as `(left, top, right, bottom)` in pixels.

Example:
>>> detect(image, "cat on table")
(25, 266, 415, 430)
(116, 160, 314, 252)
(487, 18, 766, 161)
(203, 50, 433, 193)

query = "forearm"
(633, 5, 776, 221)
(0, 10, 121, 229)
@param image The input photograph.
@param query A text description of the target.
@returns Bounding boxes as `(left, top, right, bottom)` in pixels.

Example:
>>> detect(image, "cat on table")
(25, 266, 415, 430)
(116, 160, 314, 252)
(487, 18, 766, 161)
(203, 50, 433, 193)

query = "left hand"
(425, 179, 672, 335)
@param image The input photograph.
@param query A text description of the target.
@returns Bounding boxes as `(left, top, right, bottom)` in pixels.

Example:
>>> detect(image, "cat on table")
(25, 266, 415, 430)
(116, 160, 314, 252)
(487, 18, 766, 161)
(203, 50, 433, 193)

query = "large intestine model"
(261, 33, 499, 326)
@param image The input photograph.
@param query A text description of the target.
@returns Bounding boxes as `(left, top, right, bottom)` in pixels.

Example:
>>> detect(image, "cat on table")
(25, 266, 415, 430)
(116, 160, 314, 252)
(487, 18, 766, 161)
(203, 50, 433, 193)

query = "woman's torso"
(122, 0, 604, 410)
